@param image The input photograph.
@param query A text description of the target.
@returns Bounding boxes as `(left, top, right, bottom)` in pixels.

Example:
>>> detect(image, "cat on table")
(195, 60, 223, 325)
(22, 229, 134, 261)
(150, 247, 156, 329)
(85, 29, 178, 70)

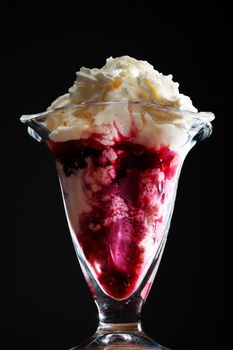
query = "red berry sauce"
(49, 139, 178, 300)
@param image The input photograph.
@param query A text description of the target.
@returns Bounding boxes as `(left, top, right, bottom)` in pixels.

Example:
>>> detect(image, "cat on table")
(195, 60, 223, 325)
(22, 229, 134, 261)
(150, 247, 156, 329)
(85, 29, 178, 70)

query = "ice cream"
(44, 56, 200, 300)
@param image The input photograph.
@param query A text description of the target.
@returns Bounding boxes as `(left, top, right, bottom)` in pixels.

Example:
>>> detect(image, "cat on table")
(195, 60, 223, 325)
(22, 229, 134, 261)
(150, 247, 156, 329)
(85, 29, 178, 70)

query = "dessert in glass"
(20, 56, 214, 349)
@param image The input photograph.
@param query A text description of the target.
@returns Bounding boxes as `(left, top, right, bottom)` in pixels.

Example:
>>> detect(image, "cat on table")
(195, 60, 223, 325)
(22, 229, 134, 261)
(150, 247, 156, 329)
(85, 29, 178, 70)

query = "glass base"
(70, 323, 171, 350)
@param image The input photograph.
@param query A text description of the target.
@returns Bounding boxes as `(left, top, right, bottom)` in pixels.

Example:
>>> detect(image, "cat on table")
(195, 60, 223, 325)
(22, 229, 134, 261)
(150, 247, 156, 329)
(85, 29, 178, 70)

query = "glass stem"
(97, 321, 143, 334)
(96, 293, 144, 325)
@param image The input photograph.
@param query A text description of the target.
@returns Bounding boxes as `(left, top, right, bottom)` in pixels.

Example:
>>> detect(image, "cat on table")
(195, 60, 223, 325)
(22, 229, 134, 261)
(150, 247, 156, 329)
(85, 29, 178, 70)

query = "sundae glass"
(20, 57, 214, 349)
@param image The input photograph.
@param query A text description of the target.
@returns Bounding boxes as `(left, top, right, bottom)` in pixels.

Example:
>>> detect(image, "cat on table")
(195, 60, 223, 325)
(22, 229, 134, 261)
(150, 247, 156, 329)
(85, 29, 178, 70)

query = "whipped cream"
(50, 56, 197, 111)
(45, 56, 198, 147)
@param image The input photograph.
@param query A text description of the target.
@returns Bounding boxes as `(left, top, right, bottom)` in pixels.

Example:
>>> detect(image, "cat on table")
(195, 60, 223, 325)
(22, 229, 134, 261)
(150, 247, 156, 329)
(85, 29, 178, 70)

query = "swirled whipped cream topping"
(45, 56, 198, 147)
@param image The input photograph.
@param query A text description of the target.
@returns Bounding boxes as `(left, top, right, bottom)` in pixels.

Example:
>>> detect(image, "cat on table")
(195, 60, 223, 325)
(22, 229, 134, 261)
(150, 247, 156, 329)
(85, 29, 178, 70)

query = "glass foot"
(70, 323, 171, 350)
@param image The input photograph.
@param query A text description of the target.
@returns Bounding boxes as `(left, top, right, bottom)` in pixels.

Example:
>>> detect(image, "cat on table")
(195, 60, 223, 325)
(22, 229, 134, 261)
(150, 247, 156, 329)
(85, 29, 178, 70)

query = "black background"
(1, 9, 230, 350)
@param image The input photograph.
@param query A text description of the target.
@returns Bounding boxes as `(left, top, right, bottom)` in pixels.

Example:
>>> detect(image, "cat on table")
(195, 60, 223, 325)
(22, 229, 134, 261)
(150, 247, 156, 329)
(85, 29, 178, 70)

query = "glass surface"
(20, 101, 214, 349)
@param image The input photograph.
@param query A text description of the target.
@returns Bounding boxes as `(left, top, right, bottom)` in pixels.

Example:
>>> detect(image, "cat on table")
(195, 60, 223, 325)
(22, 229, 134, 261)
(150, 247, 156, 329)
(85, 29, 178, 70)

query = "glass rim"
(20, 100, 215, 124)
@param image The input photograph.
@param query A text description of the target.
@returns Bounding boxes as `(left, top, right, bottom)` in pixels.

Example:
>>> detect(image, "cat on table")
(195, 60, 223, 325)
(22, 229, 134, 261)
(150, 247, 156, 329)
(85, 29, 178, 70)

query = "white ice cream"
(45, 56, 198, 147)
